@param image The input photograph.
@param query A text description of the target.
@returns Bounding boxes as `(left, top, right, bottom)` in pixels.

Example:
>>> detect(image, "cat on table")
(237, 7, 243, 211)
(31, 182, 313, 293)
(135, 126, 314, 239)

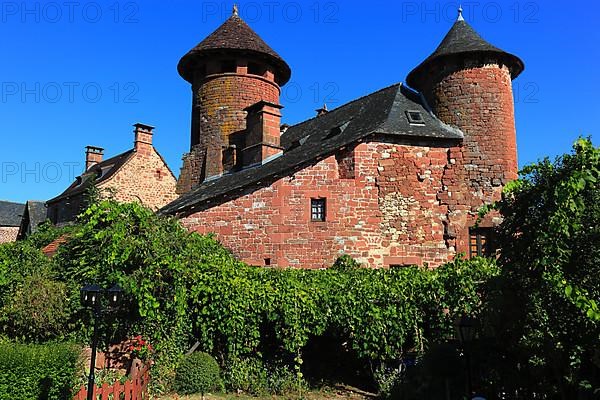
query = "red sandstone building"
(161, 7, 524, 269)
(46, 123, 178, 225)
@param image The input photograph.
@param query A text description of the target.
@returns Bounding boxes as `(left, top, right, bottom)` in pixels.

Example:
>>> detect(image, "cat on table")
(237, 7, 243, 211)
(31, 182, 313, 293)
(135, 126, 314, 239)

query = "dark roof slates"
(161, 83, 462, 216)
(0, 201, 25, 227)
(178, 14, 291, 84)
(406, 19, 524, 89)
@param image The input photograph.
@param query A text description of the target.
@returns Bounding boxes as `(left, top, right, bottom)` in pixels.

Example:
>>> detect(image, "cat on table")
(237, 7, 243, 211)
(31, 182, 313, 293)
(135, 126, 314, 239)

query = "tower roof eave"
(178, 14, 291, 85)
(406, 19, 524, 89)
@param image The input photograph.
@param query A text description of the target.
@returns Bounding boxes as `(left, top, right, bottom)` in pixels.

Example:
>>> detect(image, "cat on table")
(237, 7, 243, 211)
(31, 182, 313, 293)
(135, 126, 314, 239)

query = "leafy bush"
(223, 357, 269, 395)
(478, 138, 600, 398)
(0, 200, 499, 395)
(0, 342, 81, 400)
(331, 254, 361, 270)
(1, 274, 71, 341)
(223, 357, 303, 396)
(174, 352, 222, 396)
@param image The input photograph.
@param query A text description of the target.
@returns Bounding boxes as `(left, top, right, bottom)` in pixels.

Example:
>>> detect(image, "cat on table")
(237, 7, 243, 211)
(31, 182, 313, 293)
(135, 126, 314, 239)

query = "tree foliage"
(0, 200, 497, 395)
(481, 138, 600, 398)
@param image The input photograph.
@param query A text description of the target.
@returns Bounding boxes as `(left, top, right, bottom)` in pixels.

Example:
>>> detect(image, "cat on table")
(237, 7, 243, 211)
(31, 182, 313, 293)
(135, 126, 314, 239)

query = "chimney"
(242, 101, 284, 168)
(133, 123, 155, 155)
(316, 103, 329, 117)
(85, 146, 104, 171)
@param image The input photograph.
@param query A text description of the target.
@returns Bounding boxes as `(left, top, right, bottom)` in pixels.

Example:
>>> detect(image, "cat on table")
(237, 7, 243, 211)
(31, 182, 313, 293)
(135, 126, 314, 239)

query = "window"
(405, 110, 425, 125)
(311, 198, 326, 222)
(469, 227, 494, 257)
(248, 62, 265, 76)
(221, 60, 236, 73)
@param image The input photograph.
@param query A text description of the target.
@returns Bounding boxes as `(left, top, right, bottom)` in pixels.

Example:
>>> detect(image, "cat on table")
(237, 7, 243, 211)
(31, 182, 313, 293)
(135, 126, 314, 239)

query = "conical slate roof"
(406, 12, 524, 89)
(178, 10, 291, 85)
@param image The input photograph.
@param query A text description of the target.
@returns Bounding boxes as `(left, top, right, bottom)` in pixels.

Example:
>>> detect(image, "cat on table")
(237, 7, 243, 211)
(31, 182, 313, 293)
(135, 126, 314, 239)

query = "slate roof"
(161, 83, 463, 216)
(25, 201, 48, 232)
(0, 201, 25, 227)
(16, 200, 48, 239)
(178, 13, 291, 85)
(47, 150, 134, 204)
(406, 17, 524, 89)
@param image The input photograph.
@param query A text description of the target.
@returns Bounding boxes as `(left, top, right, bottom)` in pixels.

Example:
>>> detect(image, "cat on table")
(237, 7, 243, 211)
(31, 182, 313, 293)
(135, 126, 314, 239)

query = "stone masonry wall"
(181, 141, 457, 268)
(0, 227, 19, 243)
(425, 63, 518, 253)
(100, 147, 178, 211)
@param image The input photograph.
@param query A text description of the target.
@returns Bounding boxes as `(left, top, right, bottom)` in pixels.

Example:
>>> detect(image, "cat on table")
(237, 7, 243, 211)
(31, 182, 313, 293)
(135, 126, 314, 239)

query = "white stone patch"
(252, 201, 266, 209)
(380, 192, 420, 241)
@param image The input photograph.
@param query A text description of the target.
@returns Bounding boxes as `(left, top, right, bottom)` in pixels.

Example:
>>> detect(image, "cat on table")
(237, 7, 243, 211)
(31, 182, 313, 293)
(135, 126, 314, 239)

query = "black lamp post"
(454, 314, 475, 399)
(80, 284, 123, 400)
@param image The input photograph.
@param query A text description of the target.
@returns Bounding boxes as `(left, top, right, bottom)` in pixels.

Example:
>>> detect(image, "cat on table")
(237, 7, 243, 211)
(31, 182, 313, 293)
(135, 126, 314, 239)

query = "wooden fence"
(73, 362, 150, 400)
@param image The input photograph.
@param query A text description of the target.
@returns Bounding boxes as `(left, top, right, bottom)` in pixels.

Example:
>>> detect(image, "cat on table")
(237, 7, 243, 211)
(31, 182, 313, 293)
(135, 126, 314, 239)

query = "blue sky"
(0, 1, 598, 203)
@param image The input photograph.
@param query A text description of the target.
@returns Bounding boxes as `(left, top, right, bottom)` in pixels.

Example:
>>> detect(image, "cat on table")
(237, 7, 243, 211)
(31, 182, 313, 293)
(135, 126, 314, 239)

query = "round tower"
(406, 8, 524, 253)
(177, 6, 291, 193)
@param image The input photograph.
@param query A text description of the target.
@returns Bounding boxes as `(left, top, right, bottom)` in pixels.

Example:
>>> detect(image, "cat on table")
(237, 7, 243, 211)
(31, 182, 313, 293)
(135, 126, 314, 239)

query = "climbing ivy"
(0, 200, 497, 393)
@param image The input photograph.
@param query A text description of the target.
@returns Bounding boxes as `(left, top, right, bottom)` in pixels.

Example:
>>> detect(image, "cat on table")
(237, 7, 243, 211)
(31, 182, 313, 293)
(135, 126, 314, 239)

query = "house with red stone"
(46, 123, 178, 226)
(162, 7, 524, 269)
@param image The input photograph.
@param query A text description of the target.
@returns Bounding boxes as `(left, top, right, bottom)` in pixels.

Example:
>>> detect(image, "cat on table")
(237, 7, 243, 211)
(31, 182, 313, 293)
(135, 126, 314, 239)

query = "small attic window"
(221, 60, 237, 73)
(248, 62, 266, 77)
(406, 110, 425, 125)
(326, 121, 351, 139)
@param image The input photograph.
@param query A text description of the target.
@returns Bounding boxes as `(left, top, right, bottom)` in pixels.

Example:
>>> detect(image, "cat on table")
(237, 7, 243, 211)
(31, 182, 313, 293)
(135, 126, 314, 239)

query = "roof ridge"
(283, 82, 401, 130)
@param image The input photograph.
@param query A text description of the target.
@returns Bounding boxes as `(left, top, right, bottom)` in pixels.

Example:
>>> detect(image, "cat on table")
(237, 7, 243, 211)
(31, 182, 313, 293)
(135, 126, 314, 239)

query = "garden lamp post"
(455, 314, 475, 399)
(80, 284, 123, 400)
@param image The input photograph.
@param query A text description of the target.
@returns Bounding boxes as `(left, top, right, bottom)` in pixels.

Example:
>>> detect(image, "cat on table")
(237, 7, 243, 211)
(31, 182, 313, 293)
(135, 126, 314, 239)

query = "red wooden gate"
(73, 363, 150, 400)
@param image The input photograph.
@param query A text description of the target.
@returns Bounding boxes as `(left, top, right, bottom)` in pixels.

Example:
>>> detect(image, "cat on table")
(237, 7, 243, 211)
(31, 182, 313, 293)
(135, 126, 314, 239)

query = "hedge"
(0, 342, 81, 400)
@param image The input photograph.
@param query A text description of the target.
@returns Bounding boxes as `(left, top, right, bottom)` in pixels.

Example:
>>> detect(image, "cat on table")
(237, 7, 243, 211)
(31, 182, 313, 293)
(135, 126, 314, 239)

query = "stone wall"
(0, 227, 19, 243)
(100, 148, 178, 211)
(181, 141, 460, 268)
(424, 62, 518, 252)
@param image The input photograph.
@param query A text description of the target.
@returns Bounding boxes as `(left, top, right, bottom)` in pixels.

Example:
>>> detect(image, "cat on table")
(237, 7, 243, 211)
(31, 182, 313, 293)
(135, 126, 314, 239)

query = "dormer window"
(406, 110, 425, 125)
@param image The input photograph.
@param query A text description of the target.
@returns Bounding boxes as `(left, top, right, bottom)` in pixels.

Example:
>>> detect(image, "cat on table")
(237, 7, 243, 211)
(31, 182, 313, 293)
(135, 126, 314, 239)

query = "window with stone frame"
(311, 198, 326, 222)
(469, 227, 495, 257)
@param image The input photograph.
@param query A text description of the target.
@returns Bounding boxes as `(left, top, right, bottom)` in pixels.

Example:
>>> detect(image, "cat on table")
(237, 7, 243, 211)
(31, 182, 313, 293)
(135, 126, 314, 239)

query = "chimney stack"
(242, 101, 284, 167)
(134, 123, 155, 155)
(316, 104, 329, 117)
(85, 146, 104, 171)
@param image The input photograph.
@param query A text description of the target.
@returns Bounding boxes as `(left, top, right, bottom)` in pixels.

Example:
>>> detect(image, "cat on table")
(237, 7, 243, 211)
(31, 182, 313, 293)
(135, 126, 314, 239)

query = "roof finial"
(232, 4, 239, 16)
(457, 5, 464, 21)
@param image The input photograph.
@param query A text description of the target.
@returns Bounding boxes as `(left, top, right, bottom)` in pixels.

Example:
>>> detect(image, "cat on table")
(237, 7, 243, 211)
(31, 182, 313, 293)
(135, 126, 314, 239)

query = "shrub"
(223, 357, 303, 396)
(1, 274, 72, 341)
(0, 342, 81, 400)
(174, 352, 222, 396)
(223, 357, 269, 396)
(331, 254, 360, 270)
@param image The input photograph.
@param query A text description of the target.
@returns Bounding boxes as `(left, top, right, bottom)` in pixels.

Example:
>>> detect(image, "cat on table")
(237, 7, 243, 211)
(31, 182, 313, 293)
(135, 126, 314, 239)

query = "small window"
(221, 60, 236, 73)
(406, 110, 425, 125)
(248, 62, 265, 76)
(311, 198, 326, 222)
(264, 258, 271, 266)
(469, 227, 494, 257)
